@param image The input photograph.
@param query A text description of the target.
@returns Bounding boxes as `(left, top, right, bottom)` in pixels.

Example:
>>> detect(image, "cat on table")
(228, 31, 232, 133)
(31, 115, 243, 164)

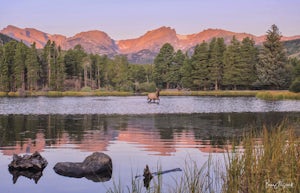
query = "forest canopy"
(0, 25, 299, 93)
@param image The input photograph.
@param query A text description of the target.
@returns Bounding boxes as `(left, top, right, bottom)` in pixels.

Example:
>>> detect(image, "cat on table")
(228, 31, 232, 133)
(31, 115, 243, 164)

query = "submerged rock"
(53, 152, 112, 182)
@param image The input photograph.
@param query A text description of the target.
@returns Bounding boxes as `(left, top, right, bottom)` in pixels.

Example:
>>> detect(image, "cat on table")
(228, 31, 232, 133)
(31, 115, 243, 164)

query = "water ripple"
(0, 96, 299, 115)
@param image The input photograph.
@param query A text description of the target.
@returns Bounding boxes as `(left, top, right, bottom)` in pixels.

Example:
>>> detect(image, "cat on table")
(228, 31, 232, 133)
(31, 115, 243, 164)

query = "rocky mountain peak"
(1, 25, 300, 63)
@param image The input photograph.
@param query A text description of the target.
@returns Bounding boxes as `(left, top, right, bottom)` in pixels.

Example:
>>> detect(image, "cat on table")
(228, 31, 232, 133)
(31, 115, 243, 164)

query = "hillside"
(0, 33, 17, 45)
(283, 39, 300, 59)
(1, 25, 300, 63)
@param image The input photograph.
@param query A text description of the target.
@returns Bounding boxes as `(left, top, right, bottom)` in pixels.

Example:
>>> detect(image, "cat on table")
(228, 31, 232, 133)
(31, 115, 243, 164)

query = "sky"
(1, 0, 300, 40)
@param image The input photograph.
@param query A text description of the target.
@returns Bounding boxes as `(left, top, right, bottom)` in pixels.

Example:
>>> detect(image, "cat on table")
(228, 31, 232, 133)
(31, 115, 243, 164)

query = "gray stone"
(8, 151, 48, 171)
(53, 152, 112, 182)
(8, 151, 48, 184)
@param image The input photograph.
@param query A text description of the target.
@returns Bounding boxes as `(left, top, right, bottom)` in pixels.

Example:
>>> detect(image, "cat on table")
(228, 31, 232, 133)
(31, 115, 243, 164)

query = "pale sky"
(1, 0, 300, 40)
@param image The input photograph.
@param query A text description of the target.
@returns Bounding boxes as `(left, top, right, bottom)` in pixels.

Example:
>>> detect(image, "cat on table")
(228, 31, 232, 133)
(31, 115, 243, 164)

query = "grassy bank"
(224, 122, 300, 193)
(256, 90, 300, 100)
(160, 90, 258, 97)
(0, 92, 7, 97)
(1, 90, 133, 97)
(1, 90, 300, 100)
(107, 122, 300, 193)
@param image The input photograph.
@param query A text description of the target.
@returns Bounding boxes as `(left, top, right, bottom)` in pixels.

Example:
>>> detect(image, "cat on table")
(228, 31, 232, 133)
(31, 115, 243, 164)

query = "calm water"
(0, 96, 299, 193)
(0, 96, 300, 114)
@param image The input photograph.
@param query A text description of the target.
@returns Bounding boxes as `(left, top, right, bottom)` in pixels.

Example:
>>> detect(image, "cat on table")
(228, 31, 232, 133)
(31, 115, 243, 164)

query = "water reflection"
(0, 112, 299, 192)
(1, 113, 299, 156)
(9, 169, 43, 184)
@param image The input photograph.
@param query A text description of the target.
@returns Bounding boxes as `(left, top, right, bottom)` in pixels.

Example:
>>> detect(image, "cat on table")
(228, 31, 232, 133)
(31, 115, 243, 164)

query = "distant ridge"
(0, 32, 17, 45)
(1, 25, 300, 63)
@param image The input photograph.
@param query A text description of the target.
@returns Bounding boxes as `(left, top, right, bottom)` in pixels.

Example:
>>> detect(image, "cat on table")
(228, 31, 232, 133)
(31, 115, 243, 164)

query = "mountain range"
(1, 25, 300, 63)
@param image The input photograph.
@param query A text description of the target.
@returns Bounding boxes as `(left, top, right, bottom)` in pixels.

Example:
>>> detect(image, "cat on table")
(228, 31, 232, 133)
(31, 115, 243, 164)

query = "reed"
(256, 90, 300, 100)
(93, 91, 132, 96)
(160, 90, 258, 97)
(47, 91, 63, 97)
(223, 122, 300, 193)
(1, 90, 300, 99)
(0, 92, 7, 97)
(105, 122, 300, 193)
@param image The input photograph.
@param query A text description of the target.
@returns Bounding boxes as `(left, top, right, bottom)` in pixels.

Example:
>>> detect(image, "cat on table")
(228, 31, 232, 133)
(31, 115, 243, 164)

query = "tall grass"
(2, 90, 300, 99)
(106, 122, 300, 193)
(224, 122, 300, 193)
(173, 156, 225, 193)
(256, 91, 300, 100)
(0, 92, 7, 96)
(160, 90, 258, 97)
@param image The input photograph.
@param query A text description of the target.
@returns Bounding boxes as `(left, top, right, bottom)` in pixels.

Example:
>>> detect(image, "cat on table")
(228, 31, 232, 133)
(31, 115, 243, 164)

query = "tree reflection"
(0, 112, 299, 155)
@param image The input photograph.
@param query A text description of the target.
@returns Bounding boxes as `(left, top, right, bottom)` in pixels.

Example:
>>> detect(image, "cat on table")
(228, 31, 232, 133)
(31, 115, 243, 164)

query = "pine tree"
(1, 41, 17, 91)
(223, 36, 242, 89)
(191, 42, 210, 90)
(180, 55, 193, 89)
(257, 24, 290, 89)
(240, 37, 259, 88)
(208, 38, 226, 90)
(168, 49, 185, 89)
(111, 55, 130, 91)
(0, 44, 6, 91)
(153, 43, 174, 88)
(41, 40, 52, 89)
(13, 42, 28, 91)
(64, 45, 86, 77)
(25, 43, 40, 91)
(82, 55, 91, 88)
(56, 46, 65, 91)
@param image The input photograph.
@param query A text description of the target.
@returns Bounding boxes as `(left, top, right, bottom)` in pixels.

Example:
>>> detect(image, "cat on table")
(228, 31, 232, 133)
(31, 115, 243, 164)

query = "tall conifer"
(257, 24, 290, 89)
(191, 42, 210, 90)
(25, 43, 40, 91)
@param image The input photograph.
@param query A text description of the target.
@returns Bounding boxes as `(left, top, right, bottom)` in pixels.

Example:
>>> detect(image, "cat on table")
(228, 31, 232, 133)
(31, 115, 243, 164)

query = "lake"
(0, 96, 299, 193)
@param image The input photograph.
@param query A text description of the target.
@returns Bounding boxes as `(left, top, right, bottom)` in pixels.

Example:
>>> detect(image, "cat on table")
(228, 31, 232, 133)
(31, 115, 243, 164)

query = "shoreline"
(0, 90, 299, 100)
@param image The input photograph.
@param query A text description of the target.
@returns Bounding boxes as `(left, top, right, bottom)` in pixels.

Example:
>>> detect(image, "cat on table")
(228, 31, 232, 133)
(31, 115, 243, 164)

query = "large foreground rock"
(53, 152, 112, 182)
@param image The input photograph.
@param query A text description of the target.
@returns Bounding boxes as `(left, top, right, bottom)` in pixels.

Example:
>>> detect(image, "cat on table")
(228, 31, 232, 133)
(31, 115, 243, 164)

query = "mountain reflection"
(0, 113, 299, 156)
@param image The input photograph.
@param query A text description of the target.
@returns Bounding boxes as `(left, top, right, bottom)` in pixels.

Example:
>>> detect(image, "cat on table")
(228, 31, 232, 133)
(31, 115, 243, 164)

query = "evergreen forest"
(1, 25, 300, 93)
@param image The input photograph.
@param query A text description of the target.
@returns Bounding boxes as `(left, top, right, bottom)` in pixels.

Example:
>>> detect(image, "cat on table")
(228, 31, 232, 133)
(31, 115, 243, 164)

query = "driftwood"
(147, 88, 160, 103)
(136, 165, 182, 188)
(143, 165, 153, 188)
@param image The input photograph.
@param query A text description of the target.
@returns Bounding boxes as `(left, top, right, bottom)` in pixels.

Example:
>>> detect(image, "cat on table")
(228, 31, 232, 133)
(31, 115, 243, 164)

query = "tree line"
(0, 40, 155, 92)
(0, 24, 299, 93)
(154, 25, 300, 91)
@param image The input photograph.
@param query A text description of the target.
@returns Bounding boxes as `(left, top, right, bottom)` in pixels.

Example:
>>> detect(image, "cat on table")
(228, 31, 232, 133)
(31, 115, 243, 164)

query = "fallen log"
(136, 165, 182, 188)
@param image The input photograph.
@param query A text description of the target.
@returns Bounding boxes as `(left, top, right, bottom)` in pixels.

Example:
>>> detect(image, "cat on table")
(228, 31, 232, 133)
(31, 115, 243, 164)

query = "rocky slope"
(1, 25, 300, 63)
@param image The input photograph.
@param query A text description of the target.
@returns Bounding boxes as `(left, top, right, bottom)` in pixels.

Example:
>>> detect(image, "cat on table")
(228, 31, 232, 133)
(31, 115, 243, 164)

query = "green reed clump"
(0, 92, 7, 96)
(173, 156, 224, 193)
(47, 91, 63, 97)
(94, 91, 132, 96)
(105, 122, 300, 193)
(191, 90, 257, 97)
(224, 122, 300, 193)
(256, 91, 300, 100)
(160, 90, 258, 97)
